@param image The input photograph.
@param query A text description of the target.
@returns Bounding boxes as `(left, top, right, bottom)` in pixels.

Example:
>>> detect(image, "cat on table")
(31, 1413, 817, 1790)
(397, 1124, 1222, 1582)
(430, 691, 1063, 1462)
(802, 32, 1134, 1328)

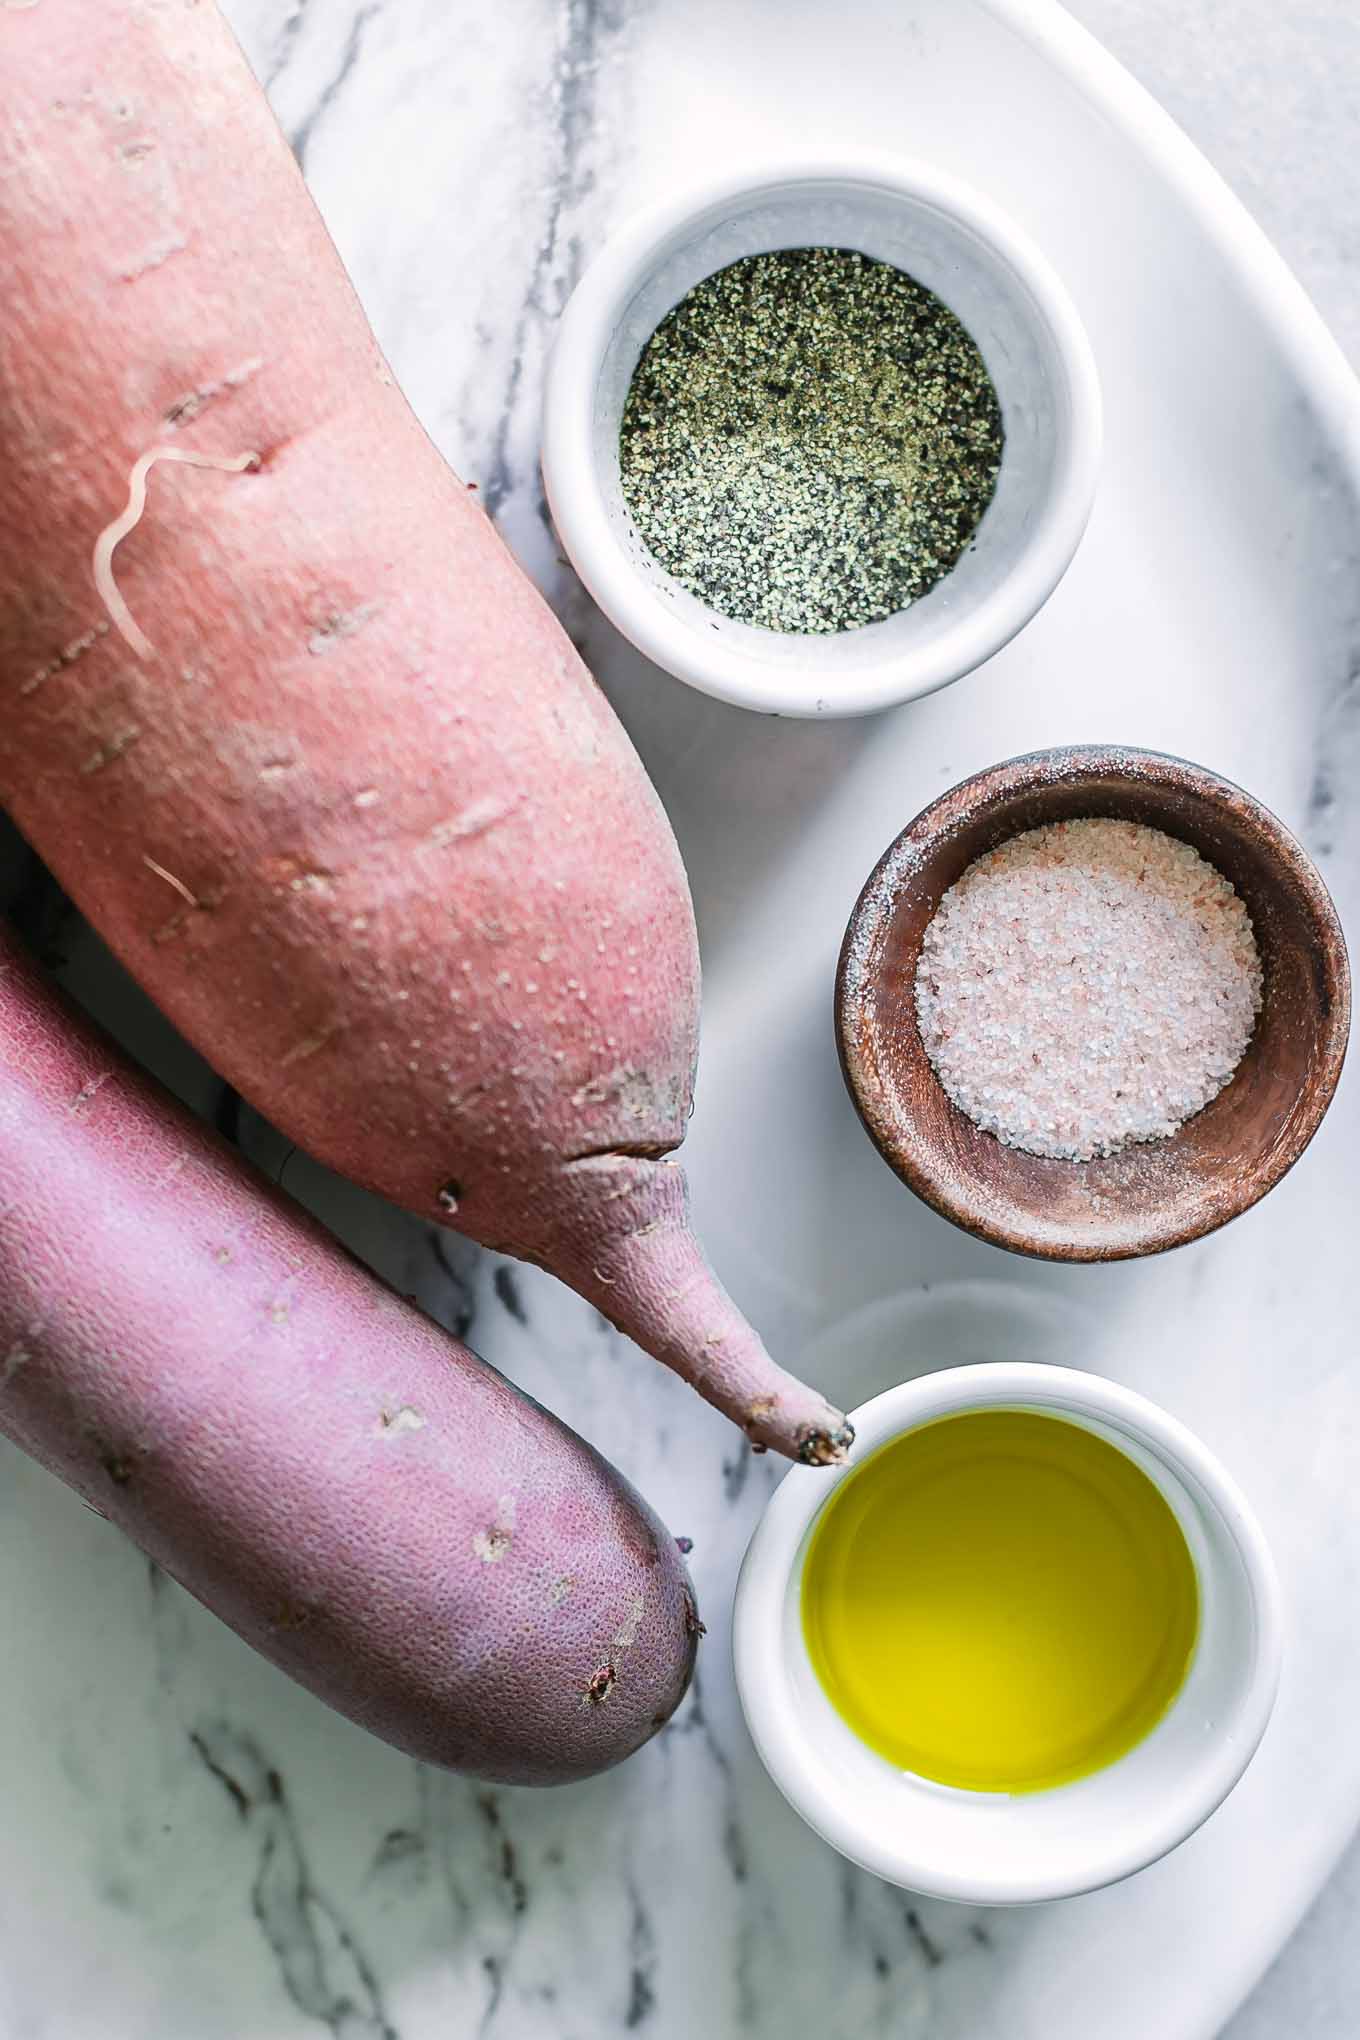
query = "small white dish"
(542, 154, 1102, 717)
(733, 1362, 1281, 1905)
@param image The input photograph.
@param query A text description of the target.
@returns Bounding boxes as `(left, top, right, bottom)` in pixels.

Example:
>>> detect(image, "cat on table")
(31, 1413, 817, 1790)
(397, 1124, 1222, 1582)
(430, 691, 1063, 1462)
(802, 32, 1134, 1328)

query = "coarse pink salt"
(914, 818, 1263, 1162)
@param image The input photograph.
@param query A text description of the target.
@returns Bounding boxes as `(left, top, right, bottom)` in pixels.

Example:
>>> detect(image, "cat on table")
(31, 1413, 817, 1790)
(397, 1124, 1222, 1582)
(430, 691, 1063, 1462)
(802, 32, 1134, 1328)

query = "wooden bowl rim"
(835, 744, 1352, 1261)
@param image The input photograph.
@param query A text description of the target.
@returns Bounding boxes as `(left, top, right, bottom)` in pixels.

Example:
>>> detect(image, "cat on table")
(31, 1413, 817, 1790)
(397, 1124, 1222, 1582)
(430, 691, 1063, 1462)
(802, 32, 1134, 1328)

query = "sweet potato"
(0, 927, 698, 1783)
(0, 0, 849, 1467)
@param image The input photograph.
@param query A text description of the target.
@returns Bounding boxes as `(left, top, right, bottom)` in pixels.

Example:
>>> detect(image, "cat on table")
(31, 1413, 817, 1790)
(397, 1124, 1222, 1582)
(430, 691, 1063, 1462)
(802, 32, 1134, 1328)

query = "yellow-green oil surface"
(801, 1410, 1199, 1793)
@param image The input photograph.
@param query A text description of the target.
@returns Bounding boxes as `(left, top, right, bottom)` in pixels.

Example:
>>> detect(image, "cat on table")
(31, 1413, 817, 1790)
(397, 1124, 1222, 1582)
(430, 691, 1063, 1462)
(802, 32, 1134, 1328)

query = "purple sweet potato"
(0, 928, 698, 1783)
(0, 1, 850, 1466)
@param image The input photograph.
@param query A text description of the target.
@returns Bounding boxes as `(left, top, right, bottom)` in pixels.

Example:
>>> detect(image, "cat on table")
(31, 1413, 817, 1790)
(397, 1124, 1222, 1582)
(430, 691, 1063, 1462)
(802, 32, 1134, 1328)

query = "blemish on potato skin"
(80, 723, 142, 775)
(549, 1574, 575, 1607)
(20, 620, 109, 696)
(163, 355, 263, 430)
(2, 1342, 31, 1384)
(612, 1593, 646, 1650)
(428, 795, 521, 849)
(376, 1406, 425, 1439)
(584, 1664, 617, 1706)
(259, 855, 336, 896)
(268, 1602, 315, 1633)
(119, 232, 188, 282)
(280, 1022, 341, 1068)
(308, 603, 379, 656)
(473, 1493, 517, 1562)
(69, 1072, 111, 1115)
(147, 874, 226, 946)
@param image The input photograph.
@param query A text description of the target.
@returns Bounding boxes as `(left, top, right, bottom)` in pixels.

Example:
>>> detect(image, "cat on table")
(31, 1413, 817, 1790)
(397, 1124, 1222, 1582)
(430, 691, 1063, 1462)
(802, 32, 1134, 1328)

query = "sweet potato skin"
(0, 0, 848, 1463)
(0, 930, 698, 1784)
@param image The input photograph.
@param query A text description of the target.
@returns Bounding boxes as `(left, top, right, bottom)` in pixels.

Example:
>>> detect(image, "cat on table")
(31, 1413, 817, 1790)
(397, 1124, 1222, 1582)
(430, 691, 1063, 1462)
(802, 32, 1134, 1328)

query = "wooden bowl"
(835, 746, 1351, 1260)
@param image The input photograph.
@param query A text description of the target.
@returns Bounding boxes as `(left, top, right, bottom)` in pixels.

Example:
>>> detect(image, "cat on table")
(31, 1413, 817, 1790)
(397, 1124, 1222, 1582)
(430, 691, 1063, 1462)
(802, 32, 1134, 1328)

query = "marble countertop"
(1061, 17, 1360, 2034)
(2, 5, 1358, 2038)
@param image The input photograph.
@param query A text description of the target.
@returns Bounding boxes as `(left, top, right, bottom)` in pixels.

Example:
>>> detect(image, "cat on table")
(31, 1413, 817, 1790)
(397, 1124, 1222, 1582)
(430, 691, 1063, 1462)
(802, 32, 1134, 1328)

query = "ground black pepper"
(618, 247, 1005, 635)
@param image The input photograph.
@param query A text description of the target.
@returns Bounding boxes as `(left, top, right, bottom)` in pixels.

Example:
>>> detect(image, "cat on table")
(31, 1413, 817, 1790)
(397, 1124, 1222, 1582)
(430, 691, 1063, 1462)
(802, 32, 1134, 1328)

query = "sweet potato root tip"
(92, 446, 261, 658)
(796, 1420, 856, 1468)
(541, 1186, 851, 1465)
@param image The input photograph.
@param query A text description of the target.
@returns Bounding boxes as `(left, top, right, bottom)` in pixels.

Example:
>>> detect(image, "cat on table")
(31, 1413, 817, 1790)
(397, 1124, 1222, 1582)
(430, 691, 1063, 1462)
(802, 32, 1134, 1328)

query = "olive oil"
(801, 1409, 1199, 1794)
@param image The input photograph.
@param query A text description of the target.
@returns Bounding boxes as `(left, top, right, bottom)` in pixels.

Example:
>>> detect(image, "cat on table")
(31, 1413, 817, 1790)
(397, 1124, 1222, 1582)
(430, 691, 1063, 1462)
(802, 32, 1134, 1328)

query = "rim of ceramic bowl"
(541, 152, 1103, 717)
(834, 743, 1353, 1259)
(732, 1362, 1284, 1905)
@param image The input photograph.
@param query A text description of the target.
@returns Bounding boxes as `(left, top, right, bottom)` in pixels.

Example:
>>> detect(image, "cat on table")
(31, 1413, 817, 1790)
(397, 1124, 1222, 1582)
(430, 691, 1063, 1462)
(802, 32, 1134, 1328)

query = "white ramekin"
(542, 155, 1102, 718)
(733, 1362, 1281, 1905)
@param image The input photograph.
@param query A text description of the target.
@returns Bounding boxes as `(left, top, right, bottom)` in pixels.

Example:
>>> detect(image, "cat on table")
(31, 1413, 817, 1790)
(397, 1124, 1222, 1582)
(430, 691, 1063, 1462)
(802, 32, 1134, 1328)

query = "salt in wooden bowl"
(835, 745, 1351, 1260)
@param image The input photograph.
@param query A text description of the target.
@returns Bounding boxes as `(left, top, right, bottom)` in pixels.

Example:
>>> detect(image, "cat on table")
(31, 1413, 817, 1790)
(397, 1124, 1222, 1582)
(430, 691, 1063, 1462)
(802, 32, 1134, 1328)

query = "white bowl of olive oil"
(542, 154, 1101, 717)
(733, 1362, 1281, 1904)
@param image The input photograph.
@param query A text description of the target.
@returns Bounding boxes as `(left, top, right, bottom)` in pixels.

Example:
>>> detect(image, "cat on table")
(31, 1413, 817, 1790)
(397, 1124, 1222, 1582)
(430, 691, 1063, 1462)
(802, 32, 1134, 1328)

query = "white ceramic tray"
(3, 4, 1358, 2037)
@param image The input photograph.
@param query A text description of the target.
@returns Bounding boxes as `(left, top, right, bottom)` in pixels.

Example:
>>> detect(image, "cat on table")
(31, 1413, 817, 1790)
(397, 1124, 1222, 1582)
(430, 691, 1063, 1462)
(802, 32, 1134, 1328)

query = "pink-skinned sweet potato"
(0, 927, 698, 1783)
(0, 0, 849, 1467)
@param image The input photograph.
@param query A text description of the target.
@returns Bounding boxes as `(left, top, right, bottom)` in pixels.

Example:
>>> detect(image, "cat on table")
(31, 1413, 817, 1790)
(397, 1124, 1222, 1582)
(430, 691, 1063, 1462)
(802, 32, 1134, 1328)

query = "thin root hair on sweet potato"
(92, 445, 261, 657)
